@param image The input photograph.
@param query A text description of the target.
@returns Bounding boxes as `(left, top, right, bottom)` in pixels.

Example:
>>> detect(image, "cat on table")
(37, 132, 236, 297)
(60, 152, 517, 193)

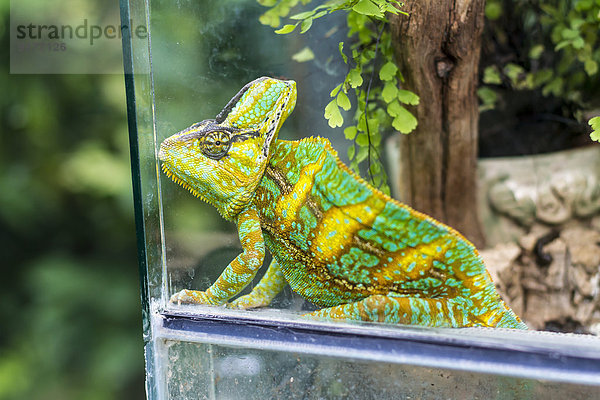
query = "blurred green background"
(0, 0, 145, 398)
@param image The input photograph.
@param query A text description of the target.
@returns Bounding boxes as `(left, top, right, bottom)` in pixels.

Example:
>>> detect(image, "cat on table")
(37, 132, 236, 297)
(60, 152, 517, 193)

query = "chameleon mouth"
(161, 163, 203, 199)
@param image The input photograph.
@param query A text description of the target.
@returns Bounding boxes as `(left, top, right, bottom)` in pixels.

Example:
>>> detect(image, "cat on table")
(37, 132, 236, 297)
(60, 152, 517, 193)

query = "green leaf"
(352, 0, 384, 18)
(337, 92, 351, 111)
(338, 42, 348, 64)
(575, 0, 594, 11)
(275, 24, 297, 34)
(313, 10, 328, 19)
(348, 68, 363, 88)
(529, 45, 544, 60)
(542, 77, 564, 97)
(348, 146, 356, 160)
(483, 66, 502, 84)
(397, 89, 419, 105)
(485, 1, 503, 20)
(590, 116, 600, 142)
(367, 118, 381, 136)
(572, 36, 585, 49)
(477, 87, 498, 111)
(369, 127, 381, 145)
(357, 115, 368, 132)
(344, 126, 358, 140)
(257, 0, 277, 6)
(387, 99, 402, 117)
(370, 162, 381, 175)
(379, 61, 398, 81)
(532, 69, 553, 87)
(329, 83, 342, 97)
(259, 11, 280, 28)
(585, 59, 598, 76)
(561, 28, 580, 40)
(356, 145, 369, 163)
(570, 18, 585, 29)
(381, 2, 400, 15)
(504, 63, 525, 84)
(290, 10, 316, 20)
(324, 100, 344, 128)
(300, 18, 313, 33)
(291, 47, 315, 62)
(356, 132, 369, 147)
(381, 81, 398, 103)
(555, 40, 570, 51)
(392, 106, 418, 134)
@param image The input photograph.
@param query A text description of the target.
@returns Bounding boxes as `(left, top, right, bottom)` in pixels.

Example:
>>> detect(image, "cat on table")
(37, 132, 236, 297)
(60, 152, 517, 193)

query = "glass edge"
(120, 0, 158, 399)
(119, 0, 149, 334)
(157, 312, 600, 387)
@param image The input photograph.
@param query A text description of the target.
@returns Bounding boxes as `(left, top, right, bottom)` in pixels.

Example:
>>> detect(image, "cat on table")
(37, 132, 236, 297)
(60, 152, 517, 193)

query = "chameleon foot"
(170, 289, 213, 305)
(227, 293, 271, 309)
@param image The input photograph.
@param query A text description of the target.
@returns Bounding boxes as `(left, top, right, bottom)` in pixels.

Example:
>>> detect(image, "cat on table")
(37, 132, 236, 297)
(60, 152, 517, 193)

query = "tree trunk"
(388, 0, 486, 247)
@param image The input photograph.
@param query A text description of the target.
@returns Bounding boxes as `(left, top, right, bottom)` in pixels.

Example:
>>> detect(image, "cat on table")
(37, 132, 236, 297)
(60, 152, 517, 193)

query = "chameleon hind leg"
(228, 258, 287, 309)
(304, 295, 471, 327)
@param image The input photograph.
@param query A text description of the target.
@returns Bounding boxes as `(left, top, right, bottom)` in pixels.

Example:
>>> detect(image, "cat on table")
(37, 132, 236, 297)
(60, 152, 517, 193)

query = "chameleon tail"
(495, 303, 528, 329)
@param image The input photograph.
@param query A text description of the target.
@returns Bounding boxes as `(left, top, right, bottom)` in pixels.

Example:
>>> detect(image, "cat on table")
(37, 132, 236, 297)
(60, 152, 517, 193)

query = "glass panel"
(157, 339, 600, 400)
(147, 0, 349, 315)
(120, 0, 600, 398)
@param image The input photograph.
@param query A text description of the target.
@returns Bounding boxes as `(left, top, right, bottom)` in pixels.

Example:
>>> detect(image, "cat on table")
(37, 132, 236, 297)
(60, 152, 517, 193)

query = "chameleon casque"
(159, 76, 527, 329)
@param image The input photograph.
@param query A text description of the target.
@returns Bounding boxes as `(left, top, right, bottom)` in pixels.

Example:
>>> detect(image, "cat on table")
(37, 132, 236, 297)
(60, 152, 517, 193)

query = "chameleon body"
(159, 77, 527, 329)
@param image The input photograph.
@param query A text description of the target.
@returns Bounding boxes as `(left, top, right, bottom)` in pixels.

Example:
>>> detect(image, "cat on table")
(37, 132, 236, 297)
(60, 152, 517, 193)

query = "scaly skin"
(159, 77, 527, 329)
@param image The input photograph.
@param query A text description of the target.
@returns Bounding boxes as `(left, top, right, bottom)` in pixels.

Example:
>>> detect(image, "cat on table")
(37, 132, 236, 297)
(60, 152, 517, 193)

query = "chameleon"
(159, 76, 527, 329)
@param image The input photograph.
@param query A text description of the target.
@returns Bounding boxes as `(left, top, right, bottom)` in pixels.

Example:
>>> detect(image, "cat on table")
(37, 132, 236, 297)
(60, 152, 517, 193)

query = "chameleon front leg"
(304, 295, 471, 328)
(171, 206, 265, 305)
(228, 258, 287, 309)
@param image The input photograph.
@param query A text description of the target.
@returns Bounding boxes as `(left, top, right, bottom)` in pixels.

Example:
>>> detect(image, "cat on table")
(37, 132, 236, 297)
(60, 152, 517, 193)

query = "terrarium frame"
(120, 0, 600, 398)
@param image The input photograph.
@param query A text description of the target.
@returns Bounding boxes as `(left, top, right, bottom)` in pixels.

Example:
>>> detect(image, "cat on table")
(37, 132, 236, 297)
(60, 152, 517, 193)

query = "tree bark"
(388, 0, 486, 247)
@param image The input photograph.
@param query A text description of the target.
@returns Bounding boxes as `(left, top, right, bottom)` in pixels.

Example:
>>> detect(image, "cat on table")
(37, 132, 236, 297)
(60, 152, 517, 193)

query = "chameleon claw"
(170, 289, 212, 305)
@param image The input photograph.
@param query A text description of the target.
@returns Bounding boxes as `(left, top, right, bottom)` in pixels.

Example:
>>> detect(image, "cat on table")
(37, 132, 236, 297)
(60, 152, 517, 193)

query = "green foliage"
(0, 257, 141, 400)
(257, 0, 417, 193)
(291, 46, 315, 61)
(590, 116, 600, 142)
(0, 4, 144, 398)
(481, 0, 600, 117)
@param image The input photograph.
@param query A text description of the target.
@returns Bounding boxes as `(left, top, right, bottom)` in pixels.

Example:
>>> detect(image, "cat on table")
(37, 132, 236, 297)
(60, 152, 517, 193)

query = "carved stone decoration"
(478, 146, 600, 245)
(490, 170, 600, 226)
(481, 223, 600, 333)
(487, 180, 537, 227)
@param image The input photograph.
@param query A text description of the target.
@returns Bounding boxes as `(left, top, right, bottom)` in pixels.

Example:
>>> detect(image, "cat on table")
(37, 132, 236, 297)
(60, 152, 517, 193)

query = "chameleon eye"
(199, 131, 231, 160)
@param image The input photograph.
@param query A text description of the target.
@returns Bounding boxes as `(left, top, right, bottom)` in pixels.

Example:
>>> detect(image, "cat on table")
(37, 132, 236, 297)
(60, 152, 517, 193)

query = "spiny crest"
(162, 163, 203, 199)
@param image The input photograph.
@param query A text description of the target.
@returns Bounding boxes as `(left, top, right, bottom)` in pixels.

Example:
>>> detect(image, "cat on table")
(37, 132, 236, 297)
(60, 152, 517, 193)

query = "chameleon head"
(159, 77, 296, 219)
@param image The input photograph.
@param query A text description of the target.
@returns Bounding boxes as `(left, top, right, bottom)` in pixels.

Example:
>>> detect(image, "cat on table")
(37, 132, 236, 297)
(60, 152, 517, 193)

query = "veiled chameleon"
(159, 77, 526, 328)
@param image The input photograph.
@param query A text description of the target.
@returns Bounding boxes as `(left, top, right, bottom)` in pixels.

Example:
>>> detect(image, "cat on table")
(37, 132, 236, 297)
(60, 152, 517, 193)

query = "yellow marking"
(310, 200, 385, 261)
(388, 239, 450, 280)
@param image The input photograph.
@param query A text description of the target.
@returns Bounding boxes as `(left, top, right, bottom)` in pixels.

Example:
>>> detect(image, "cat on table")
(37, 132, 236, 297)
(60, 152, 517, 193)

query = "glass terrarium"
(120, 0, 600, 398)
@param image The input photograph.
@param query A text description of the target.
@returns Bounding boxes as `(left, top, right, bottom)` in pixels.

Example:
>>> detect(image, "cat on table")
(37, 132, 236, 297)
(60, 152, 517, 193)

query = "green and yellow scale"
(159, 77, 527, 329)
